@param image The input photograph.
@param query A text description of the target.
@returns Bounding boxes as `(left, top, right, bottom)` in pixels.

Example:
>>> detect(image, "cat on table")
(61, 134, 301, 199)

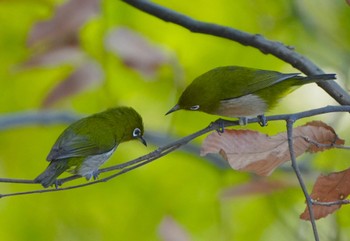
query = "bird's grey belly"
(76, 147, 116, 180)
(216, 94, 268, 117)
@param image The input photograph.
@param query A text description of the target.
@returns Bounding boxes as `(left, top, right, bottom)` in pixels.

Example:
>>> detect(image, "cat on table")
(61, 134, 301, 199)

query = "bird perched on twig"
(167, 66, 336, 125)
(35, 107, 146, 188)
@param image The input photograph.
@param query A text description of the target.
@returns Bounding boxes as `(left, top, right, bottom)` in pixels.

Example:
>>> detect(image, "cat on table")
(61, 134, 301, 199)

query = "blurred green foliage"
(0, 0, 350, 240)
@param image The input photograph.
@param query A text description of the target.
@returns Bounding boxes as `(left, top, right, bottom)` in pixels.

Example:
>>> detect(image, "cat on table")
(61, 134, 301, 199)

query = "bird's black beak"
(165, 104, 180, 115)
(138, 136, 147, 146)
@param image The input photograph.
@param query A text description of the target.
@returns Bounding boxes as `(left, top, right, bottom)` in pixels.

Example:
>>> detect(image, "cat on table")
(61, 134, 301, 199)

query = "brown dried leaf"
(105, 27, 168, 78)
(300, 121, 344, 153)
(300, 168, 350, 220)
(201, 121, 344, 176)
(221, 179, 292, 199)
(41, 61, 103, 108)
(28, 0, 100, 48)
(158, 216, 191, 241)
(20, 46, 85, 68)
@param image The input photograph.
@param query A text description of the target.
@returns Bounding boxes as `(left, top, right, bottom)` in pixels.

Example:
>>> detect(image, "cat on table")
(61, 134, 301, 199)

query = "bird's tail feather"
(296, 74, 336, 84)
(34, 160, 68, 188)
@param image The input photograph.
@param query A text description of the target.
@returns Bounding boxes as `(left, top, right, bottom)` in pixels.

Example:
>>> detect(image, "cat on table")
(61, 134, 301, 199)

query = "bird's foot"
(92, 170, 100, 180)
(212, 119, 225, 134)
(83, 171, 100, 181)
(53, 180, 62, 189)
(257, 115, 268, 127)
(238, 117, 248, 126)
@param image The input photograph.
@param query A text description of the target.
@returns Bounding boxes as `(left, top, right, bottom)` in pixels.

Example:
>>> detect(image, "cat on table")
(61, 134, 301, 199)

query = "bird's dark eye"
(132, 128, 142, 137)
(190, 105, 200, 110)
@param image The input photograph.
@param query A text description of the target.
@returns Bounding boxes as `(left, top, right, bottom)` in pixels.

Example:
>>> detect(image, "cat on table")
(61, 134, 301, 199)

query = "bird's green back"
(47, 107, 144, 161)
(178, 66, 300, 113)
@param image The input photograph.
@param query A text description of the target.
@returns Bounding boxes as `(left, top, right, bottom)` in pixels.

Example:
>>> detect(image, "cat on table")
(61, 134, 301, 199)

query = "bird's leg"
(92, 170, 100, 180)
(238, 117, 248, 126)
(257, 114, 268, 127)
(54, 180, 61, 189)
(83, 171, 99, 181)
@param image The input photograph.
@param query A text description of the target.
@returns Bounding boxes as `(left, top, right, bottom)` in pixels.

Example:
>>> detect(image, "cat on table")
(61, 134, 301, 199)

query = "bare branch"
(0, 111, 80, 130)
(1, 105, 350, 197)
(0, 119, 219, 197)
(121, 0, 350, 105)
(312, 199, 350, 206)
(286, 118, 319, 241)
(0, 178, 35, 184)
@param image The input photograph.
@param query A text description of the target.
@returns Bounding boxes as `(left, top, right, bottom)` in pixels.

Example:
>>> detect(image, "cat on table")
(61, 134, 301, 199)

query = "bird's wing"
(46, 120, 116, 161)
(241, 72, 300, 96)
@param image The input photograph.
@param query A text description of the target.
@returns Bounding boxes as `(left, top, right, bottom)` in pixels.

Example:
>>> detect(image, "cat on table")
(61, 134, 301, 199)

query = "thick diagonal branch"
(121, 0, 350, 105)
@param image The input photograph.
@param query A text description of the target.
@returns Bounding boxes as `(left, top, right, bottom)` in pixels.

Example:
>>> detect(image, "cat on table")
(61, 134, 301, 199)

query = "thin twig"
(312, 199, 350, 206)
(286, 118, 319, 241)
(0, 149, 170, 198)
(0, 178, 35, 184)
(0, 105, 349, 133)
(0, 111, 79, 130)
(0, 121, 220, 198)
(1, 105, 350, 187)
(1, 105, 350, 201)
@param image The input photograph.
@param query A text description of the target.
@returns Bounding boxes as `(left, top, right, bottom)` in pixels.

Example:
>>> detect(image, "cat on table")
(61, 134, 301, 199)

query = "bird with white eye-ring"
(190, 105, 200, 111)
(35, 107, 147, 188)
(166, 66, 336, 126)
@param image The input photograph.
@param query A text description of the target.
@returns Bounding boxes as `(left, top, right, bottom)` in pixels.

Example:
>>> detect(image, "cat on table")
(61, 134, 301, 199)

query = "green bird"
(166, 66, 336, 124)
(35, 107, 146, 188)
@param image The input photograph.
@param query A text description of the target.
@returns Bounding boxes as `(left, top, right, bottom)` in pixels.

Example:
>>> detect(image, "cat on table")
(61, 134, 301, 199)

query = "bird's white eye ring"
(132, 128, 141, 137)
(190, 105, 200, 110)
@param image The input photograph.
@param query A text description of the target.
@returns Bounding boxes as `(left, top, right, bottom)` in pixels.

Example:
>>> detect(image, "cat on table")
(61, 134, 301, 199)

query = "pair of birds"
(35, 66, 336, 188)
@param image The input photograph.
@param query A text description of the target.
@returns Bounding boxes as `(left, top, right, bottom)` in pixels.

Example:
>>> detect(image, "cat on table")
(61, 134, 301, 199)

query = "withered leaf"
(221, 178, 293, 199)
(201, 121, 344, 176)
(105, 27, 169, 78)
(41, 61, 103, 108)
(20, 46, 85, 68)
(300, 168, 350, 220)
(28, 0, 100, 48)
(158, 216, 191, 241)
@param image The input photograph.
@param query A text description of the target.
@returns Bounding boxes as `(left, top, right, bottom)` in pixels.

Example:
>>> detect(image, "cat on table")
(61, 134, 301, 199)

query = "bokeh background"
(1, 0, 350, 240)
